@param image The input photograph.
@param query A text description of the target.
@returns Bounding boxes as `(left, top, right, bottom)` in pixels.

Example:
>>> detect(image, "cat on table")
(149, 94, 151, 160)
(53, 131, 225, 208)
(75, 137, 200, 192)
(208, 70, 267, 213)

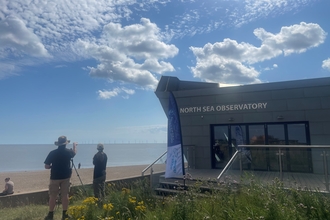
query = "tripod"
(71, 159, 87, 195)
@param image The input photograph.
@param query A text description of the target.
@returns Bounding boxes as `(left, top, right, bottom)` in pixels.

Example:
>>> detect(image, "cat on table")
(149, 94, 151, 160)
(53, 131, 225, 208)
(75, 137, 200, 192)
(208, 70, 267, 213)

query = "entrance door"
(212, 125, 231, 169)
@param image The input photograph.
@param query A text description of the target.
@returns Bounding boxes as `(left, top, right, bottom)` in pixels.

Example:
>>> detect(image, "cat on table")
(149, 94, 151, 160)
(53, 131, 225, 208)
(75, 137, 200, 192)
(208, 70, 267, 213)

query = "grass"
(1, 176, 330, 220)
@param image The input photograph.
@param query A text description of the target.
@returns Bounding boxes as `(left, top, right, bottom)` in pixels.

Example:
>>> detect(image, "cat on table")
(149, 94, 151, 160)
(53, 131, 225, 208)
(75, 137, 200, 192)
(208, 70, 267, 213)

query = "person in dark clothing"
(44, 136, 77, 220)
(93, 143, 108, 200)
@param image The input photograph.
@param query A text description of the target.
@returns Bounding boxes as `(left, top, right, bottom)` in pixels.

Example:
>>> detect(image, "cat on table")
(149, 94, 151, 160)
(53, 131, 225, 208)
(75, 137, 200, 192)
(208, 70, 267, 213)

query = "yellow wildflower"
(128, 196, 136, 204)
(83, 197, 98, 205)
(103, 203, 114, 211)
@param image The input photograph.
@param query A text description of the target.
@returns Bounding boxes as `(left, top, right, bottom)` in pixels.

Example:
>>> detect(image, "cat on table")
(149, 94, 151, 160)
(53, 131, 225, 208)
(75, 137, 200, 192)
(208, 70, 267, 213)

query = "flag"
(235, 126, 252, 163)
(165, 92, 185, 178)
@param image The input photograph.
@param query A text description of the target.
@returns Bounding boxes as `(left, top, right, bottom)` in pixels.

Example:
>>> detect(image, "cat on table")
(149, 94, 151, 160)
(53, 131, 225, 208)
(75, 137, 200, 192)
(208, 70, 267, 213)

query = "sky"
(0, 0, 329, 144)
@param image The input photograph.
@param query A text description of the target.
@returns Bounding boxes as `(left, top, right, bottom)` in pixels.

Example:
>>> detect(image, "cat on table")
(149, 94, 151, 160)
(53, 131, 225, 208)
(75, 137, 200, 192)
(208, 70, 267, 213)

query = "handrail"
(238, 145, 330, 148)
(217, 150, 239, 180)
(141, 150, 167, 176)
(217, 145, 330, 191)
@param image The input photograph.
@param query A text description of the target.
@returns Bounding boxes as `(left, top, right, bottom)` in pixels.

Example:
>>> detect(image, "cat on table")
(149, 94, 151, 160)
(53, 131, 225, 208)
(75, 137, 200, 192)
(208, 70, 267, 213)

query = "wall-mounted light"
(201, 115, 204, 119)
(277, 115, 284, 120)
(228, 117, 234, 122)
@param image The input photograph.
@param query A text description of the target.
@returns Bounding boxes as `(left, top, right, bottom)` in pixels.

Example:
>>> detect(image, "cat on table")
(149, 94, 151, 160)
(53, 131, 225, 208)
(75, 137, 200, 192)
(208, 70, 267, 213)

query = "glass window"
(267, 124, 285, 145)
(287, 124, 307, 145)
(249, 125, 265, 145)
(248, 125, 267, 170)
(287, 123, 311, 172)
(231, 125, 246, 147)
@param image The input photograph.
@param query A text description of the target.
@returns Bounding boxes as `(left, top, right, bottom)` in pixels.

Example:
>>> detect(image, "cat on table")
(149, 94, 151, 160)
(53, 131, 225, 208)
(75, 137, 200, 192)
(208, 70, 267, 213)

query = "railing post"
(150, 166, 154, 190)
(276, 149, 283, 181)
(187, 146, 190, 170)
(239, 149, 243, 176)
(322, 151, 329, 191)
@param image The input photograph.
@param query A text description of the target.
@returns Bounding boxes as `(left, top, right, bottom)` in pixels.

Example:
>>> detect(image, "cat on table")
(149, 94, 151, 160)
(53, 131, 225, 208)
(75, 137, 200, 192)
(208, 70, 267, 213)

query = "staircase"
(154, 175, 224, 197)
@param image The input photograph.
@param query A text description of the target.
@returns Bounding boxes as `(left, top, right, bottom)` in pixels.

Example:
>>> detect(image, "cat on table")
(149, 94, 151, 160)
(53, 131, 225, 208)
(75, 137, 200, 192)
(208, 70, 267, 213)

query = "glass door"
(249, 124, 267, 170)
(212, 125, 230, 169)
(267, 124, 285, 171)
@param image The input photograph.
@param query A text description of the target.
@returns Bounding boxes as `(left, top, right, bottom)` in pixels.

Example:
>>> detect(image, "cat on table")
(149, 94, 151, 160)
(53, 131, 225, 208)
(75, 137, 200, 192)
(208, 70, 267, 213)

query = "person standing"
(44, 136, 77, 220)
(0, 177, 14, 196)
(93, 143, 108, 200)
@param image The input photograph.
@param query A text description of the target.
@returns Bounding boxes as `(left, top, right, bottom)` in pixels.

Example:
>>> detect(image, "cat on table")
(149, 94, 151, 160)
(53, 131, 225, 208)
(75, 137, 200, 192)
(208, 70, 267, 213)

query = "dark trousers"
(93, 175, 106, 200)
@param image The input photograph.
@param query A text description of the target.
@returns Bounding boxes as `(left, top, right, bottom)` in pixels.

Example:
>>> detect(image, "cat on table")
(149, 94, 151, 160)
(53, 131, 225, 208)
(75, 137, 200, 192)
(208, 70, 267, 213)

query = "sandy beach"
(0, 165, 157, 194)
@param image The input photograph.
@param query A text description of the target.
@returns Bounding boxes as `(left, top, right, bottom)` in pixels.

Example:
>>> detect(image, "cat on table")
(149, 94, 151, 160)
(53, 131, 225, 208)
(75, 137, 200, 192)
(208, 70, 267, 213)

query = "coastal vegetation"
(1, 177, 330, 220)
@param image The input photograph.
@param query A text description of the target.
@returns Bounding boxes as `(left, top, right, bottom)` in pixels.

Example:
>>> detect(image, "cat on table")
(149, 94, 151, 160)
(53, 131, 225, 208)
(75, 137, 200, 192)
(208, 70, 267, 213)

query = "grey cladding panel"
(309, 122, 325, 135)
(243, 112, 273, 122)
(242, 91, 272, 101)
(321, 97, 330, 109)
(304, 86, 330, 97)
(306, 109, 330, 122)
(271, 88, 304, 99)
(176, 97, 192, 106)
(288, 98, 321, 111)
(191, 115, 216, 125)
(271, 111, 306, 121)
(265, 100, 288, 111)
(324, 122, 330, 135)
(180, 115, 192, 126)
(190, 95, 216, 105)
(215, 93, 243, 103)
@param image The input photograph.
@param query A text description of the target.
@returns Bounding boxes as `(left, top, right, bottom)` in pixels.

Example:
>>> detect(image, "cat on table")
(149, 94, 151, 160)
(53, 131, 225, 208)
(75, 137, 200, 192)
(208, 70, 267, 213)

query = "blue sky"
(0, 0, 329, 144)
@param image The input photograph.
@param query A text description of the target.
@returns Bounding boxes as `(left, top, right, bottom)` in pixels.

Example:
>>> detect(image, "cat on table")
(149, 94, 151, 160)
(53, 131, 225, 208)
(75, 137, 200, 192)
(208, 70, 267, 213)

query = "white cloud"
(75, 18, 178, 89)
(238, 0, 313, 27)
(322, 58, 330, 71)
(0, 1, 161, 78)
(98, 87, 136, 100)
(0, 0, 322, 87)
(190, 22, 326, 84)
(167, 0, 316, 37)
(0, 16, 49, 58)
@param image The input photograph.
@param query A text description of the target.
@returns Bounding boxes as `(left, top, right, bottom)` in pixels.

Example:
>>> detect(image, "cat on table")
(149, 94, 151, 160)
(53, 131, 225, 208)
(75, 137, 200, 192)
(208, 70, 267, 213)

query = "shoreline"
(0, 164, 161, 194)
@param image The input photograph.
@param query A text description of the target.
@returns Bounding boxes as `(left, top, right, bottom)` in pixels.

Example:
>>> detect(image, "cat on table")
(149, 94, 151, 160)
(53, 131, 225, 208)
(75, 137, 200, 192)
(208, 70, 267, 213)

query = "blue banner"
(235, 126, 252, 164)
(165, 92, 185, 178)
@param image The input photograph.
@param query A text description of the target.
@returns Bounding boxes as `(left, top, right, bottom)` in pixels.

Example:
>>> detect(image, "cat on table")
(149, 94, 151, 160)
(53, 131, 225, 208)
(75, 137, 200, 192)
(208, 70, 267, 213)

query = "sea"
(0, 143, 167, 173)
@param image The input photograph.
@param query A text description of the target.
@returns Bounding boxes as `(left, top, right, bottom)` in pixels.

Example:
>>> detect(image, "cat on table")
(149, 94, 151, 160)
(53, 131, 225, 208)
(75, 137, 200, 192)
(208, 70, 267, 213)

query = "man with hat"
(44, 136, 77, 220)
(93, 143, 108, 200)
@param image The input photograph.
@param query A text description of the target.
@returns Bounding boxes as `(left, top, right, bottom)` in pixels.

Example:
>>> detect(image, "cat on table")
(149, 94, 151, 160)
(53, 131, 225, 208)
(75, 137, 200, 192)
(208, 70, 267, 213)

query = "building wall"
(173, 79, 330, 171)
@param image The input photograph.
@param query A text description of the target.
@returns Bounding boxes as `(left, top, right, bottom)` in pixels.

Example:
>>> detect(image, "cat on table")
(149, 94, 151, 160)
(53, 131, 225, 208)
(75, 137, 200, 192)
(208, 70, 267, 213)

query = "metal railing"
(141, 145, 195, 189)
(217, 145, 330, 192)
(142, 150, 167, 176)
(142, 151, 167, 189)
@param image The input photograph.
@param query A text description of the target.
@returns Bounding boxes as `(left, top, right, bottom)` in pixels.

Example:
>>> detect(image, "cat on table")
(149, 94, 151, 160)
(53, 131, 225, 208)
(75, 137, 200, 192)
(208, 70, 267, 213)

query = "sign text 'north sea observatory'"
(180, 102, 268, 114)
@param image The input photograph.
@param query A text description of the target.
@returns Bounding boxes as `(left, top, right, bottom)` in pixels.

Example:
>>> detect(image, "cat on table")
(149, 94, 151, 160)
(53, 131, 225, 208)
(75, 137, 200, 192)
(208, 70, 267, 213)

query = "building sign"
(180, 102, 268, 114)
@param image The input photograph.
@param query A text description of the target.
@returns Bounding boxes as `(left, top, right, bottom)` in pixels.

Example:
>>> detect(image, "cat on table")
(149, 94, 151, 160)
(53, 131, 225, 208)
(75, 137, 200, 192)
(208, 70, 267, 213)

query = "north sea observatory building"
(155, 76, 330, 176)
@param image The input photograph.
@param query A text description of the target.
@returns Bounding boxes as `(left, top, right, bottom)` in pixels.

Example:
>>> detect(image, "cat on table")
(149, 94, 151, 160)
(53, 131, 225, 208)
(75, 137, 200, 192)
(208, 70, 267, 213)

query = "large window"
(211, 122, 311, 172)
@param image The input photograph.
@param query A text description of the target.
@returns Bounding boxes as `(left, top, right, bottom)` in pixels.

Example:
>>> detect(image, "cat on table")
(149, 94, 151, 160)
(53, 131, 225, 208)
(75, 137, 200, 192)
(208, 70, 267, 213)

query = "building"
(155, 76, 330, 174)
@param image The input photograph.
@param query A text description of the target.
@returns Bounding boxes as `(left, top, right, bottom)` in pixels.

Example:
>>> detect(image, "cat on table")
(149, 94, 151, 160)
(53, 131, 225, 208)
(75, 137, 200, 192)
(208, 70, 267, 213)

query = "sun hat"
(97, 143, 104, 151)
(55, 135, 70, 146)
